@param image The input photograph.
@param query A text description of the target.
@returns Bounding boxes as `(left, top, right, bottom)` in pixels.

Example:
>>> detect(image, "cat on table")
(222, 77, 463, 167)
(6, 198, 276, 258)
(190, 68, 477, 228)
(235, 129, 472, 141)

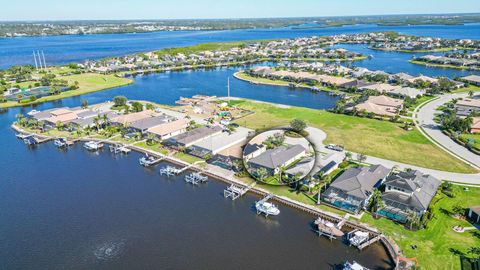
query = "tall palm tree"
(407, 210, 419, 230)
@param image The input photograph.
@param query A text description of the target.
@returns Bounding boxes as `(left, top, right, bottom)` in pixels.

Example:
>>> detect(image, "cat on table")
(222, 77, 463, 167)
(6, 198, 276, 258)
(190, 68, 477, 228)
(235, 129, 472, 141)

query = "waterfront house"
(284, 156, 315, 180)
(187, 127, 250, 158)
(467, 206, 480, 224)
(461, 75, 480, 86)
(315, 152, 345, 175)
(248, 144, 306, 175)
(378, 170, 440, 223)
(110, 110, 158, 126)
(322, 165, 390, 213)
(359, 83, 402, 94)
(455, 98, 480, 117)
(128, 115, 170, 134)
(243, 143, 267, 161)
(354, 95, 404, 116)
(168, 125, 223, 148)
(146, 119, 189, 140)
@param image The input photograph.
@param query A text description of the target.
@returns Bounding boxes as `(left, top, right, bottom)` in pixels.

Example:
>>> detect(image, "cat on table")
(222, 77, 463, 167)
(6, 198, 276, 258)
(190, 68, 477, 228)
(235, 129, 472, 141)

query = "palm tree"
(407, 210, 419, 230)
(255, 167, 268, 181)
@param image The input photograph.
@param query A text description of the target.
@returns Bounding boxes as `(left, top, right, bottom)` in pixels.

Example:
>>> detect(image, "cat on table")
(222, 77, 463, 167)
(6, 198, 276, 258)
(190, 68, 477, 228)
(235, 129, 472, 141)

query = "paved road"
(413, 93, 480, 170)
(305, 126, 480, 185)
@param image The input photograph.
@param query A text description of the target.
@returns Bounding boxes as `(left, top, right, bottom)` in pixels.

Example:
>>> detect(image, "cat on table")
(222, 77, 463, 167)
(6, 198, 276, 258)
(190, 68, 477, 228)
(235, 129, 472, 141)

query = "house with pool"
(322, 165, 390, 213)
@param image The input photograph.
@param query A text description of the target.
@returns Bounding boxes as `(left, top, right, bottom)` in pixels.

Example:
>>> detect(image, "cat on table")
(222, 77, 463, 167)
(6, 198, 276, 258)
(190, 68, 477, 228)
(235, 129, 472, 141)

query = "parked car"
(326, 144, 344, 151)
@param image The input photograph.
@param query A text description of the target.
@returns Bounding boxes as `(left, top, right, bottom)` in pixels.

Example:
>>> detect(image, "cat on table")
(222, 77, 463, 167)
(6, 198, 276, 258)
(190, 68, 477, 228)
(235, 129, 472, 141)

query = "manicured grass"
(173, 152, 204, 164)
(1, 73, 132, 108)
(453, 85, 480, 94)
(134, 141, 169, 155)
(361, 185, 480, 270)
(460, 133, 480, 151)
(233, 100, 476, 173)
(409, 60, 479, 70)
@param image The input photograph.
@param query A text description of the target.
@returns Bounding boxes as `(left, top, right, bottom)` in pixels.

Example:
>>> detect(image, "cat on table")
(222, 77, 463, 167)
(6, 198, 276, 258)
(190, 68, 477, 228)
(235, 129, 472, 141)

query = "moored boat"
(255, 201, 280, 217)
(84, 141, 104, 151)
(54, 137, 68, 148)
(23, 135, 38, 146)
(139, 154, 161, 167)
(343, 261, 369, 270)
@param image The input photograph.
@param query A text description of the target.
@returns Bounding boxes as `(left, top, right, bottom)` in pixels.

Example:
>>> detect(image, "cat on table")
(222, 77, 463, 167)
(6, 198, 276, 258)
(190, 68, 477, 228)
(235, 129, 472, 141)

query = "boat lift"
(224, 182, 256, 200)
(184, 172, 208, 185)
(255, 194, 280, 217)
(109, 143, 131, 154)
(159, 166, 182, 177)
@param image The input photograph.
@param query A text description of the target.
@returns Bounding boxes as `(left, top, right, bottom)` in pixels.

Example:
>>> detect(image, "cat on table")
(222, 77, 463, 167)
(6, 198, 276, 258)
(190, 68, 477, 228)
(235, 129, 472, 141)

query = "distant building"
(378, 170, 441, 223)
(455, 98, 480, 117)
(354, 95, 404, 116)
(461, 75, 480, 86)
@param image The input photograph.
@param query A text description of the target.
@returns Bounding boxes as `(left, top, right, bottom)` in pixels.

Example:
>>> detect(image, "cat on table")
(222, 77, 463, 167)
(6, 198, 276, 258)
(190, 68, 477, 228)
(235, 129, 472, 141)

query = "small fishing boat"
(27, 109, 40, 116)
(54, 137, 68, 148)
(255, 201, 280, 217)
(139, 154, 161, 167)
(16, 133, 31, 140)
(23, 135, 38, 146)
(343, 261, 369, 270)
(83, 141, 104, 151)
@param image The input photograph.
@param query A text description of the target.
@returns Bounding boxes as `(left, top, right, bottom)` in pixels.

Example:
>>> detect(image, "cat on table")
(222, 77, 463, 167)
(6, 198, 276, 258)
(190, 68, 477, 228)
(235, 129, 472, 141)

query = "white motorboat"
(23, 135, 38, 146)
(343, 261, 369, 270)
(348, 231, 369, 247)
(84, 141, 104, 151)
(54, 137, 67, 148)
(27, 109, 40, 116)
(16, 133, 31, 139)
(255, 201, 280, 217)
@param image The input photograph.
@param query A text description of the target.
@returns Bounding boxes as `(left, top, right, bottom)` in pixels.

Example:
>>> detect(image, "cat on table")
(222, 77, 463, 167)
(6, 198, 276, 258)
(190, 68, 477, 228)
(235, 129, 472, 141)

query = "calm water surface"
(1, 23, 480, 68)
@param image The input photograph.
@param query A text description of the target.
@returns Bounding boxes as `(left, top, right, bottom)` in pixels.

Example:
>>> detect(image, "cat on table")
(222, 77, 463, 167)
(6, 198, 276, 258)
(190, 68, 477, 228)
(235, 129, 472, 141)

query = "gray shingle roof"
(326, 165, 390, 200)
(249, 144, 306, 170)
(383, 170, 441, 211)
(171, 126, 223, 145)
(129, 116, 169, 131)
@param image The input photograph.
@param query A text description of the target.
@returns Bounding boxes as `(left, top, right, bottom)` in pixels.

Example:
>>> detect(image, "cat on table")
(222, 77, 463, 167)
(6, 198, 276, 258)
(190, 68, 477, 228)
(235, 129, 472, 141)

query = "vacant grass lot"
(362, 185, 480, 270)
(155, 41, 252, 57)
(233, 100, 476, 173)
(1, 73, 132, 108)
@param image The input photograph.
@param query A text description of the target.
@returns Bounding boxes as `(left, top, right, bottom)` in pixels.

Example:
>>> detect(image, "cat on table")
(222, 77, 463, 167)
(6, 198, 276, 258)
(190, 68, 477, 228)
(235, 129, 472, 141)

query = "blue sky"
(1, 0, 479, 21)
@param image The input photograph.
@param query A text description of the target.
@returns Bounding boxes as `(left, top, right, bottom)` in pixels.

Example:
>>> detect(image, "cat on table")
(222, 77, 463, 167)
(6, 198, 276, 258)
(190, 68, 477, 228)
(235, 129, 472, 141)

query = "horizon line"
(2, 12, 480, 23)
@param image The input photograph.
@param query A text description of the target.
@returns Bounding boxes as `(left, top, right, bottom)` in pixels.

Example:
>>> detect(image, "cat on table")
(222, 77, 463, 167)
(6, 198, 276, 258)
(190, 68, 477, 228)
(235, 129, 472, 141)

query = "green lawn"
(173, 152, 204, 164)
(460, 133, 480, 151)
(1, 73, 132, 108)
(361, 185, 480, 270)
(134, 141, 169, 155)
(409, 60, 479, 71)
(453, 85, 480, 94)
(233, 100, 476, 173)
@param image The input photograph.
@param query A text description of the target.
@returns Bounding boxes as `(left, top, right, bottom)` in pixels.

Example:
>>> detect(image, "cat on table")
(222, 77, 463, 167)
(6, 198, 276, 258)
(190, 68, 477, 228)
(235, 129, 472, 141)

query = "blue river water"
(1, 23, 480, 69)
(1, 23, 479, 269)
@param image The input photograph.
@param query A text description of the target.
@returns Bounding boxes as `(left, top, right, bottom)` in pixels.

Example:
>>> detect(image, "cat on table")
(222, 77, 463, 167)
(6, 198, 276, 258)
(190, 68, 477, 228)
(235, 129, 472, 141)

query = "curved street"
(413, 93, 480, 170)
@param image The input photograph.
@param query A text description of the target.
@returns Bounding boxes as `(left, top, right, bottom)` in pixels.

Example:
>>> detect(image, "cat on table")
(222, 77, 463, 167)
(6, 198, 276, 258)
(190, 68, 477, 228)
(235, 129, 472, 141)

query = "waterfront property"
(146, 119, 189, 140)
(110, 110, 159, 126)
(378, 170, 441, 223)
(167, 125, 223, 148)
(248, 144, 307, 176)
(322, 165, 390, 213)
(127, 115, 171, 134)
(187, 127, 251, 158)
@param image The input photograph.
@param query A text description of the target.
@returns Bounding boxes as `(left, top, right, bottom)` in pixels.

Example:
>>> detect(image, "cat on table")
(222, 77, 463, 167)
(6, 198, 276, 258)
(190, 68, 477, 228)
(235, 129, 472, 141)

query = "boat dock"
(314, 217, 345, 240)
(184, 172, 208, 185)
(159, 165, 181, 177)
(224, 182, 256, 200)
(109, 143, 131, 154)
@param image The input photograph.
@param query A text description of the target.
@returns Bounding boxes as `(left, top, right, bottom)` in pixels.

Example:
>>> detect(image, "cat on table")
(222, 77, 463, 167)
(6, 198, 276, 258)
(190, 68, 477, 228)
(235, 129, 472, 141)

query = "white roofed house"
(146, 119, 189, 140)
(248, 144, 307, 176)
(187, 127, 250, 158)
